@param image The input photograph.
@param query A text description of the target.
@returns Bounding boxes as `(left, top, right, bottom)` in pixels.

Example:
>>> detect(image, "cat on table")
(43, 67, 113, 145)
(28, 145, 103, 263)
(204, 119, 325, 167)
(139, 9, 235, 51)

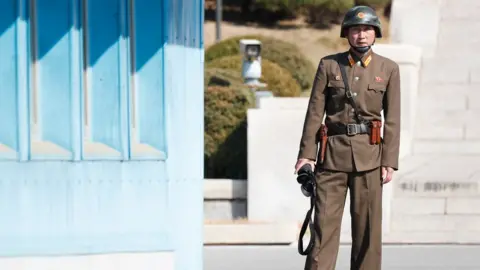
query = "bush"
(355, 0, 391, 9)
(299, 0, 355, 27)
(204, 85, 255, 179)
(205, 35, 315, 91)
(205, 68, 244, 89)
(205, 35, 252, 62)
(251, 0, 293, 14)
(207, 55, 302, 97)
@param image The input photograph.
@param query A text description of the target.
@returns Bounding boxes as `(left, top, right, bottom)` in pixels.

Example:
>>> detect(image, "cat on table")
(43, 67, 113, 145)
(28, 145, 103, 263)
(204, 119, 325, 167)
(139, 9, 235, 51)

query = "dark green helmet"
(340, 6, 382, 38)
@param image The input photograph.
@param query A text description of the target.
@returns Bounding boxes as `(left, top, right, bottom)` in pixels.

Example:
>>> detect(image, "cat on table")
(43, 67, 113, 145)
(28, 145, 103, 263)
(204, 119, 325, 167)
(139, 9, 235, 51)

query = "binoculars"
(296, 163, 315, 197)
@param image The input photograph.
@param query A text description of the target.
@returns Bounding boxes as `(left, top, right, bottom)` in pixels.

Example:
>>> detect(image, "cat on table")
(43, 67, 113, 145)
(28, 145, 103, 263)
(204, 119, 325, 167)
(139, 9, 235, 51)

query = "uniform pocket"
(326, 80, 346, 113)
(327, 80, 347, 97)
(366, 83, 386, 112)
(327, 80, 346, 89)
(367, 83, 386, 93)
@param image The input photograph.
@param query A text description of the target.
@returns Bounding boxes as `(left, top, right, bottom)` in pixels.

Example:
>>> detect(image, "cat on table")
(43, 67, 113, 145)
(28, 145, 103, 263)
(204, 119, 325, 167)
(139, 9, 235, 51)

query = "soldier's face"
(347, 25, 376, 47)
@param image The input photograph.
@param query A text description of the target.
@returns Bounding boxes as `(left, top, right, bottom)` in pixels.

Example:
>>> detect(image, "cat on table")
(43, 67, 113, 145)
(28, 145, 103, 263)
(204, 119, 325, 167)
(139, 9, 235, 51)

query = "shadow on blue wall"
(0, 0, 202, 72)
(0, 0, 203, 159)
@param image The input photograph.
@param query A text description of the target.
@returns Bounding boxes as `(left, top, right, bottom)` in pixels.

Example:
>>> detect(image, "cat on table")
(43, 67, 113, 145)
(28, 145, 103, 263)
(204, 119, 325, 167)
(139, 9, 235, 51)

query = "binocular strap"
(298, 185, 316, 256)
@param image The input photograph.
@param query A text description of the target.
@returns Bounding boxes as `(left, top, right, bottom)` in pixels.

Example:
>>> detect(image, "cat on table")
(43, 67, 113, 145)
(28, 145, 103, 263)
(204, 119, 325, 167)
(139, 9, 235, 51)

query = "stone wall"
(392, 0, 480, 153)
(204, 179, 247, 220)
(385, 0, 480, 243)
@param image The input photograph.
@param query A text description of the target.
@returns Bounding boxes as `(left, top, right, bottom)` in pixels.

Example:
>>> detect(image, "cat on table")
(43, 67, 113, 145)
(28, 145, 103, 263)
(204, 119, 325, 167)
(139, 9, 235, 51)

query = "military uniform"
(297, 6, 401, 270)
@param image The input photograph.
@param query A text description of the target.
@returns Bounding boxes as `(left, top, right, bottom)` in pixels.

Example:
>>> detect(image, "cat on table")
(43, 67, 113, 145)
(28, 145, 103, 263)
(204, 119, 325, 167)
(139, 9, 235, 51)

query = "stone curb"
(339, 232, 480, 244)
(205, 223, 480, 245)
(381, 231, 480, 244)
(204, 223, 298, 245)
(204, 179, 247, 200)
(294, 233, 480, 248)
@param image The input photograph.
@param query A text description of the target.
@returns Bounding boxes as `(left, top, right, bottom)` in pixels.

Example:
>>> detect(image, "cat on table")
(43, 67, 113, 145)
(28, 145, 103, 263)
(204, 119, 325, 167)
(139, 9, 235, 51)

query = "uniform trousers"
(304, 166, 383, 270)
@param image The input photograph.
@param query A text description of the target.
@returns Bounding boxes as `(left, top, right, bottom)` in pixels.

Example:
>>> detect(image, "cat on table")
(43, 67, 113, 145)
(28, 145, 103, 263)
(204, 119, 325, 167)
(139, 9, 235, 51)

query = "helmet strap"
(348, 39, 375, 55)
(353, 46, 370, 53)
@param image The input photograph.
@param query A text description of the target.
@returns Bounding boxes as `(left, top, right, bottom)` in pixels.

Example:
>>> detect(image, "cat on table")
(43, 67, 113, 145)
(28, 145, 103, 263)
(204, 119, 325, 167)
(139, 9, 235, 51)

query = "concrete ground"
(204, 244, 480, 270)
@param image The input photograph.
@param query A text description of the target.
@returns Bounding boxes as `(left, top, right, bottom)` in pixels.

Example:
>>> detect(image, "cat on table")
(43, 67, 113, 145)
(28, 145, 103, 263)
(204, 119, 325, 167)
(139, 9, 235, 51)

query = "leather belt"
(327, 123, 371, 136)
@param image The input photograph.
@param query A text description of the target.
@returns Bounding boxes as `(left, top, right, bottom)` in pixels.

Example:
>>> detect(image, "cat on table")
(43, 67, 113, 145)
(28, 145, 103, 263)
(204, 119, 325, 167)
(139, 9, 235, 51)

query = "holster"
(370, 120, 382, 145)
(318, 124, 328, 164)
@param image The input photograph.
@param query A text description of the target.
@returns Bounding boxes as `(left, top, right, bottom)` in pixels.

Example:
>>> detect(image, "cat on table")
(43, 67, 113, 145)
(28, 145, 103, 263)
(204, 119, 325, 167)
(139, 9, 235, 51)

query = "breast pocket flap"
(328, 80, 345, 89)
(368, 83, 386, 93)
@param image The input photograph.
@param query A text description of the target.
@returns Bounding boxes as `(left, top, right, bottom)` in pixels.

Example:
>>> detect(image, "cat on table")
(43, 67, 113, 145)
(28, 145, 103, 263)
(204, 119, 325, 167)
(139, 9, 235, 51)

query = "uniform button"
(351, 108, 355, 112)
(354, 77, 359, 81)
(356, 62, 362, 66)
(353, 92, 357, 96)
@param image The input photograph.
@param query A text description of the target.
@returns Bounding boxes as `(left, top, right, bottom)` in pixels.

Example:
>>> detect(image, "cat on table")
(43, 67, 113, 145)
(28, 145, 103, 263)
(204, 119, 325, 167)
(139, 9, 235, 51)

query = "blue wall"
(0, 1, 204, 270)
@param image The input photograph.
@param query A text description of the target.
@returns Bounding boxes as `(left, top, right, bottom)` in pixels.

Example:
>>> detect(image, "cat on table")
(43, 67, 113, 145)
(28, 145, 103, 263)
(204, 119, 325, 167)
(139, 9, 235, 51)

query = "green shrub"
(299, 0, 355, 27)
(252, 0, 354, 22)
(204, 85, 255, 179)
(355, 0, 391, 9)
(207, 55, 302, 97)
(205, 35, 315, 91)
(205, 68, 244, 89)
(251, 0, 292, 13)
(298, 0, 389, 26)
(205, 35, 253, 62)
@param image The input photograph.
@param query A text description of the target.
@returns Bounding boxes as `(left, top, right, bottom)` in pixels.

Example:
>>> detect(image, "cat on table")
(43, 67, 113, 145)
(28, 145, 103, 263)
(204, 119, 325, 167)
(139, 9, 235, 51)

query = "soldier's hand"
(295, 158, 315, 174)
(382, 166, 394, 184)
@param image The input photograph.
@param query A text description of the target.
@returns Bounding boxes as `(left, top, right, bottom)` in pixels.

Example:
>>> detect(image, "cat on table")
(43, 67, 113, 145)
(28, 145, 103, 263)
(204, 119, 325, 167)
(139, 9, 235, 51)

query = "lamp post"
(216, 0, 222, 42)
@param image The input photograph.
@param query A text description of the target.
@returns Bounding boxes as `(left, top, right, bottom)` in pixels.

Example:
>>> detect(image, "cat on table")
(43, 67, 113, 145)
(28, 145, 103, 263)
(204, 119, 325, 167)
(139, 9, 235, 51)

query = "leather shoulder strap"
(338, 59, 367, 124)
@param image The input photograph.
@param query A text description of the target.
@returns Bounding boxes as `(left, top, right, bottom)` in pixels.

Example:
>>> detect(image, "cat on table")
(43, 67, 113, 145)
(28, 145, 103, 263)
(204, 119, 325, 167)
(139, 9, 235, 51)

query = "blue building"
(0, 1, 204, 270)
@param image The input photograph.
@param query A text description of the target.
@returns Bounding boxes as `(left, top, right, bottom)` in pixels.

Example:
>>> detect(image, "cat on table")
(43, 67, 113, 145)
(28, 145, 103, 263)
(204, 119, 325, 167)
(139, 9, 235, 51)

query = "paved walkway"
(204, 245, 480, 270)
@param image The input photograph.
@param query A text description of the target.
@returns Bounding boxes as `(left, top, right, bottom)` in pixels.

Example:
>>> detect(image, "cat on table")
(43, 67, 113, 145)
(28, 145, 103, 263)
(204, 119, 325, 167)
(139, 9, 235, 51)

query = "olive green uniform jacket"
(297, 49, 401, 172)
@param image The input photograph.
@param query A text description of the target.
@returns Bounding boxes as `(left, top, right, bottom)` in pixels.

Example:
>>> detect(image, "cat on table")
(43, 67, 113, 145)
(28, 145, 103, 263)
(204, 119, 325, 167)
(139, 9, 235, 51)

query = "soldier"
(294, 5, 401, 270)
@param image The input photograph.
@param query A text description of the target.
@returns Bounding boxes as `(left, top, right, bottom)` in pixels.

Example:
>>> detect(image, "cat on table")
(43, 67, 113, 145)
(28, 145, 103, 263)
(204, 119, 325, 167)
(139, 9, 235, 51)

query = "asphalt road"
(204, 244, 480, 270)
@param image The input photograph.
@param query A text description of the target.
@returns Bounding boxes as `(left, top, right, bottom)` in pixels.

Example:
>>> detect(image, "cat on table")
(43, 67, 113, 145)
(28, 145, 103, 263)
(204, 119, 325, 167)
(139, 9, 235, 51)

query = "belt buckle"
(346, 124, 358, 136)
